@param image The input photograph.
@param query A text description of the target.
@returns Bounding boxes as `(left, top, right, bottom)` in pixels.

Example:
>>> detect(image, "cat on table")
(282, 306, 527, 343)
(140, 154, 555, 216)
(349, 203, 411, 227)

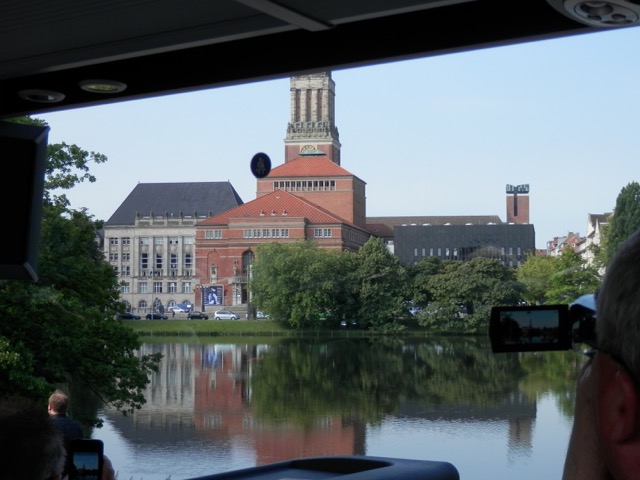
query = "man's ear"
(599, 358, 638, 443)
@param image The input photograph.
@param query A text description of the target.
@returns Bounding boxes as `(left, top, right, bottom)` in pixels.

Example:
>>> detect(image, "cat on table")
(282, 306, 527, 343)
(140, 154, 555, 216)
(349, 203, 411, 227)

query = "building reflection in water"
(103, 342, 538, 467)
(104, 343, 364, 465)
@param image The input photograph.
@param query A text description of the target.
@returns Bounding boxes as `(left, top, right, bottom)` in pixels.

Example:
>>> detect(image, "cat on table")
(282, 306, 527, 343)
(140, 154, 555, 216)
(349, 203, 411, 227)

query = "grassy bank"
(121, 319, 291, 337)
(121, 318, 434, 340)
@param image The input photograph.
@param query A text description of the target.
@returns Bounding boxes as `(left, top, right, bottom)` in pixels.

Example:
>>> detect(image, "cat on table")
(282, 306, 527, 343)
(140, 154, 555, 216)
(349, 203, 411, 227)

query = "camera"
(489, 294, 596, 353)
(69, 439, 104, 480)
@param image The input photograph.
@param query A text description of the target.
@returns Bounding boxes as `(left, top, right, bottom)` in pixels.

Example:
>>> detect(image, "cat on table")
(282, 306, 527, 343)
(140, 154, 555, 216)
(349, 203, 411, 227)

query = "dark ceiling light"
(18, 89, 66, 103)
(79, 79, 127, 94)
(547, 0, 640, 26)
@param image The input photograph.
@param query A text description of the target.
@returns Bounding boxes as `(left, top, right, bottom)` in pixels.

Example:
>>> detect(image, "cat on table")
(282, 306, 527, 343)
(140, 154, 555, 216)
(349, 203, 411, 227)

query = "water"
(88, 337, 582, 480)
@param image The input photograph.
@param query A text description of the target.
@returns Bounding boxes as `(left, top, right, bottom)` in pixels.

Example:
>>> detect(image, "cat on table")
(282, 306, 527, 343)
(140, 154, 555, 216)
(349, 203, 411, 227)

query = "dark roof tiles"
(105, 182, 243, 226)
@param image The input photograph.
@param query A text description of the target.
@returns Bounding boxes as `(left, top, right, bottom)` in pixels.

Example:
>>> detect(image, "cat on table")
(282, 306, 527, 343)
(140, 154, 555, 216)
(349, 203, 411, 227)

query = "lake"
(89, 336, 584, 480)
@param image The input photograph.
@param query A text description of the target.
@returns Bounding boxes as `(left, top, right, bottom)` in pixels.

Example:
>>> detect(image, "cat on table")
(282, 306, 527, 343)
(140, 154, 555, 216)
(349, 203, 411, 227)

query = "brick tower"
(284, 72, 341, 164)
(506, 184, 530, 224)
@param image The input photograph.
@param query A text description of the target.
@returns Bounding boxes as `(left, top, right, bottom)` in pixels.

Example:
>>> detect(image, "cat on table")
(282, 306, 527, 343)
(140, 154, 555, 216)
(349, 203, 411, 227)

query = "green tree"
(251, 241, 345, 328)
(605, 181, 640, 263)
(419, 257, 524, 333)
(546, 248, 601, 304)
(352, 237, 408, 332)
(405, 256, 443, 307)
(0, 117, 160, 425)
(516, 253, 558, 304)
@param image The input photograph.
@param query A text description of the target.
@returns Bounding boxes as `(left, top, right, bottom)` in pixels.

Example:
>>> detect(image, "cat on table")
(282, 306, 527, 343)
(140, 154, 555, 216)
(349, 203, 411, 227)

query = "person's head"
(0, 398, 66, 480)
(589, 228, 640, 478)
(48, 389, 69, 415)
(596, 228, 640, 384)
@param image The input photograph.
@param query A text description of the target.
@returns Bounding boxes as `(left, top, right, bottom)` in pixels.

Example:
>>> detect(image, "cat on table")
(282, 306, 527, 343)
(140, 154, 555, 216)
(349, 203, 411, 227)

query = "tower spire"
(284, 71, 341, 164)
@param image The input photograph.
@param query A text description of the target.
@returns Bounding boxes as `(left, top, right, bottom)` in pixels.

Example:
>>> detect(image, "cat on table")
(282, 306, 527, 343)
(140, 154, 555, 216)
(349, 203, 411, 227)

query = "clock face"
(250, 152, 271, 178)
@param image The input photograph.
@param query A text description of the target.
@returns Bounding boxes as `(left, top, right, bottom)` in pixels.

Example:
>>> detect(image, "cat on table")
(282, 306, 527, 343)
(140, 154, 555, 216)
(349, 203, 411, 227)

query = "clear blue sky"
(39, 26, 640, 250)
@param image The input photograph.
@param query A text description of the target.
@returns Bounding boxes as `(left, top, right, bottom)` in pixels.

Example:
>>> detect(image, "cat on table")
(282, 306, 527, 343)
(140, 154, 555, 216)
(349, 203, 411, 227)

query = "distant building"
(366, 187, 536, 268)
(546, 231, 584, 257)
(102, 182, 243, 313)
(394, 223, 535, 267)
(582, 212, 611, 266)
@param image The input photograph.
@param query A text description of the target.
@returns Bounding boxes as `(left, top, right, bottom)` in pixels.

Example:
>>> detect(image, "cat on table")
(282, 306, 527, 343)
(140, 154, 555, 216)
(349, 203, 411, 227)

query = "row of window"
(120, 281, 193, 294)
(138, 237, 194, 245)
(138, 253, 193, 270)
(273, 180, 336, 191)
(110, 237, 131, 245)
(114, 267, 195, 277)
(243, 229, 290, 238)
(413, 246, 523, 257)
(109, 236, 195, 246)
(314, 228, 332, 238)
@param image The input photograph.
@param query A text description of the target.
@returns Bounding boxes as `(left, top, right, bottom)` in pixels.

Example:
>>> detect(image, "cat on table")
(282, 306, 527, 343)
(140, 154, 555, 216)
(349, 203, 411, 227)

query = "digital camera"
(489, 294, 596, 353)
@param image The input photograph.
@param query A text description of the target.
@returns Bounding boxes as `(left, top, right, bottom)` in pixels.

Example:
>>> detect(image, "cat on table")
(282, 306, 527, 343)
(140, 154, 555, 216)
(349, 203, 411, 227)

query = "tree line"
(251, 181, 640, 334)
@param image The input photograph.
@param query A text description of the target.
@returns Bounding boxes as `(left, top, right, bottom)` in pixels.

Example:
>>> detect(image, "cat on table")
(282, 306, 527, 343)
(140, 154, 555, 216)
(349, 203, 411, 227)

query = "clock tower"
(284, 72, 341, 164)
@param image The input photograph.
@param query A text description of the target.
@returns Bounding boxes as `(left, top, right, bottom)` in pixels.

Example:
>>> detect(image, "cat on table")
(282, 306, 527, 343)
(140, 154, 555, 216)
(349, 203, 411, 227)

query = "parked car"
(187, 311, 209, 320)
(214, 310, 239, 320)
(146, 312, 168, 320)
(340, 320, 358, 328)
(256, 311, 269, 319)
(116, 312, 141, 320)
(169, 306, 186, 313)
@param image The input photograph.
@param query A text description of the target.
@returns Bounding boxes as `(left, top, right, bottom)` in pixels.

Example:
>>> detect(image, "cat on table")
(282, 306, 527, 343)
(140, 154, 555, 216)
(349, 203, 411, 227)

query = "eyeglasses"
(583, 347, 637, 384)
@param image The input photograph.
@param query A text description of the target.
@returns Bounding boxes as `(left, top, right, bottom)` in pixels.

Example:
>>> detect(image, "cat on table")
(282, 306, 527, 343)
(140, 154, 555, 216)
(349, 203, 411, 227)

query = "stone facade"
(104, 214, 199, 314)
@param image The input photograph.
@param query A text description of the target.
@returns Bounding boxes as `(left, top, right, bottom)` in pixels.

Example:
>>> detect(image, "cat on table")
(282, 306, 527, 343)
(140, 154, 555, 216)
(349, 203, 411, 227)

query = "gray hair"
(597, 228, 640, 382)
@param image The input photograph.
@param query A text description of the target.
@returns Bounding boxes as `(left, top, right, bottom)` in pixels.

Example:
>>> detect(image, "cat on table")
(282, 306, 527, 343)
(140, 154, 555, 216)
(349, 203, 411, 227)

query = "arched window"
(139, 300, 148, 309)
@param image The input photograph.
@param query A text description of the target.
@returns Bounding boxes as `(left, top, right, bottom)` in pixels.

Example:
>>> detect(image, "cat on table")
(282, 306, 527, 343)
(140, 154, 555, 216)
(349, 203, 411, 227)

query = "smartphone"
(489, 304, 571, 353)
(69, 439, 104, 480)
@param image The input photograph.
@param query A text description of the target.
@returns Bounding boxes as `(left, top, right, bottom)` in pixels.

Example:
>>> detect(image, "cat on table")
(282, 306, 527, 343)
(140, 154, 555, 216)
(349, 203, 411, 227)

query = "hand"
(102, 455, 116, 480)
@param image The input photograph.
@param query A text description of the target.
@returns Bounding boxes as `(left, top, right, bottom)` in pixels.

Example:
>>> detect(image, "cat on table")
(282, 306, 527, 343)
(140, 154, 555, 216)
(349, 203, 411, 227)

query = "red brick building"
(194, 72, 371, 309)
(194, 169, 371, 307)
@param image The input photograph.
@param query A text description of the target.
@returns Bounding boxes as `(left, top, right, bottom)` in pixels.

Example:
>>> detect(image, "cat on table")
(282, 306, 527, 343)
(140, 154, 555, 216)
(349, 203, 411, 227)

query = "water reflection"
(97, 337, 584, 480)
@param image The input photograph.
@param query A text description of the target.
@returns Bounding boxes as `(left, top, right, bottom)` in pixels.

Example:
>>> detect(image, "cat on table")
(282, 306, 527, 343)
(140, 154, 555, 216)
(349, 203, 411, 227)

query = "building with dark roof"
(394, 223, 535, 267)
(102, 182, 243, 313)
(105, 182, 243, 227)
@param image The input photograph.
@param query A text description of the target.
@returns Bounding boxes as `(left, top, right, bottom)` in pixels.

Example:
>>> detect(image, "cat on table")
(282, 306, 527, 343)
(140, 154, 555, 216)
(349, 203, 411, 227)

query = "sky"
(38, 26, 640, 250)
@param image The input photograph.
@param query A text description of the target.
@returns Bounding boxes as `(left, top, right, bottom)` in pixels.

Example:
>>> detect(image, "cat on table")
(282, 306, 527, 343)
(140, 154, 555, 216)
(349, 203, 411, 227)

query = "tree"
(545, 248, 601, 304)
(251, 241, 346, 328)
(516, 253, 558, 304)
(352, 237, 408, 331)
(0, 117, 160, 425)
(605, 181, 640, 263)
(405, 256, 443, 307)
(419, 257, 524, 333)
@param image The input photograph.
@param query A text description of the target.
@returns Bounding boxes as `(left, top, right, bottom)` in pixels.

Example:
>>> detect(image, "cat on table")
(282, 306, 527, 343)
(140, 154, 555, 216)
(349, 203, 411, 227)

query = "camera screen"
(71, 452, 101, 480)
(70, 439, 103, 480)
(489, 305, 570, 353)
